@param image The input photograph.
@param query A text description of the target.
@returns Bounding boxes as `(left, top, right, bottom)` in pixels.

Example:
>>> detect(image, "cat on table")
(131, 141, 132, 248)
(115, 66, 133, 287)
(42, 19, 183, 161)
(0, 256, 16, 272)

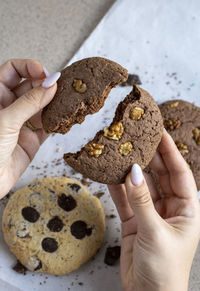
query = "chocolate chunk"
(57, 194, 77, 211)
(68, 183, 81, 193)
(41, 237, 58, 253)
(47, 216, 64, 232)
(13, 260, 27, 275)
(70, 220, 93, 239)
(104, 246, 121, 266)
(34, 259, 42, 271)
(21, 207, 40, 223)
(120, 74, 142, 86)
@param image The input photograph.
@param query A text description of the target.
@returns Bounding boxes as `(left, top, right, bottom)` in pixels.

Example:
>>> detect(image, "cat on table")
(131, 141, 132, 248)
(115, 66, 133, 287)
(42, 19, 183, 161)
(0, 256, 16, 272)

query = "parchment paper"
(0, 0, 200, 290)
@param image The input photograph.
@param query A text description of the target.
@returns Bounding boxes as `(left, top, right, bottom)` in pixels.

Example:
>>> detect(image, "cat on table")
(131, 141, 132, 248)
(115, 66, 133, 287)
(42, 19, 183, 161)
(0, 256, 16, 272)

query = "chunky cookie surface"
(2, 177, 105, 275)
(159, 100, 200, 190)
(42, 57, 128, 134)
(64, 85, 163, 184)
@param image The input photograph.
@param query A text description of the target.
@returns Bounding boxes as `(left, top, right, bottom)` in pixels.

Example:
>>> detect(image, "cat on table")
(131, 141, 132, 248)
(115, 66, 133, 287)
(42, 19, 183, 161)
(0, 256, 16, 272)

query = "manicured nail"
(42, 72, 61, 88)
(131, 164, 143, 186)
(42, 66, 50, 77)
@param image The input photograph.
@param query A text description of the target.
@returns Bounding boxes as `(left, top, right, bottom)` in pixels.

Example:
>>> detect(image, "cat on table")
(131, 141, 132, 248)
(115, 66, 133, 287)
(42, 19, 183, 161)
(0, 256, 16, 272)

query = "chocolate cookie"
(2, 177, 105, 275)
(42, 57, 128, 134)
(64, 85, 163, 184)
(159, 100, 200, 190)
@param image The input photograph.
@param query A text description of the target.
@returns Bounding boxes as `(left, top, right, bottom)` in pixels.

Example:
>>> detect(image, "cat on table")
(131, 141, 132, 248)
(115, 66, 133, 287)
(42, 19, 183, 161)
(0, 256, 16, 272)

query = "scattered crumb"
(70, 169, 76, 175)
(56, 147, 62, 153)
(81, 178, 92, 186)
(120, 73, 142, 86)
(78, 282, 83, 286)
(93, 192, 105, 199)
(106, 214, 116, 219)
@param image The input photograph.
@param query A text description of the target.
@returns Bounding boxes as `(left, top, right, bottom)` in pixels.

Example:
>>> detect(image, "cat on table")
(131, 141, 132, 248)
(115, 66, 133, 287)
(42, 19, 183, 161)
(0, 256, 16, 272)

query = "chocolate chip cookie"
(64, 85, 163, 184)
(159, 100, 200, 190)
(2, 177, 105, 275)
(42, 57, 128, 134)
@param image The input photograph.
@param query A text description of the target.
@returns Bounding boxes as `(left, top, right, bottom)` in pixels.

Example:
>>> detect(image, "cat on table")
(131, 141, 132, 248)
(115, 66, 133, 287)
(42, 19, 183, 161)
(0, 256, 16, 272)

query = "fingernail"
(42, 72, 61, 88)
(42, 66, 50, 77)
(131, 164, 143, 186)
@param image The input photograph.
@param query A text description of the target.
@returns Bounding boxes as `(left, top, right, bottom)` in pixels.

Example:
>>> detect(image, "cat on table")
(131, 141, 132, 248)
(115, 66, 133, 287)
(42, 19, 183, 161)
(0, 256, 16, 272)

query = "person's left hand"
(0, 59, 60, 198)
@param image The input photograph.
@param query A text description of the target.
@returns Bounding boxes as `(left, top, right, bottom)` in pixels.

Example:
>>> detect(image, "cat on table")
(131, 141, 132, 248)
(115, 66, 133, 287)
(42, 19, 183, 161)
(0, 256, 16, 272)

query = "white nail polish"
(42, 72, 61, 89)
(43, 66, 50, 77)
(131, 164, 143, 186)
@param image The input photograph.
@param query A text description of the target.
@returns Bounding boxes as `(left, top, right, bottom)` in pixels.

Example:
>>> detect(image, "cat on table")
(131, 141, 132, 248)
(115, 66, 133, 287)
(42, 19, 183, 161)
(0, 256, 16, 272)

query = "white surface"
(0, 0, 200, 290)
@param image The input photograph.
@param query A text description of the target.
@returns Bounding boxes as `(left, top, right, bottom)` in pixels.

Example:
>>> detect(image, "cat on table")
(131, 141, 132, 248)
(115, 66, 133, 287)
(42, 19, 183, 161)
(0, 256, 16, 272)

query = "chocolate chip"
(57, 194, 77, 211)
(104, 246, 121, 266)
(67, 183, 81, 193)
(70, 220, 93, 239)
(34, 260, 42, 271)
(21, 207, 40, 223)
(13, 260, 27, 275)
(41, 237, 58, 253)
(47, 216, 64, 232)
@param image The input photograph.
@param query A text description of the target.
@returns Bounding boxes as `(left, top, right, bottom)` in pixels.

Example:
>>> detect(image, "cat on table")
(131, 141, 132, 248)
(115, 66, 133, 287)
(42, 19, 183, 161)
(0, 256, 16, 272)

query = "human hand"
(0, 59, 60, 198)
(108, 130, 200, 291)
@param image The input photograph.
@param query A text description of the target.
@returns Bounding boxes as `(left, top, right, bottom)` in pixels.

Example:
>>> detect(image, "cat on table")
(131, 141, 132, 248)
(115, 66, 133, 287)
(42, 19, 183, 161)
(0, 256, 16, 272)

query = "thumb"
(125, 163, 160, 230)
(2, 72, 60, 129)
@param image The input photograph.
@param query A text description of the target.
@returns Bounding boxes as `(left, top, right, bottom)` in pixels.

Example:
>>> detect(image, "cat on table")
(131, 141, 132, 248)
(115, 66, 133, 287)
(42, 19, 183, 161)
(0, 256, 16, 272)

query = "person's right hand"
(108, 130, 200, 291)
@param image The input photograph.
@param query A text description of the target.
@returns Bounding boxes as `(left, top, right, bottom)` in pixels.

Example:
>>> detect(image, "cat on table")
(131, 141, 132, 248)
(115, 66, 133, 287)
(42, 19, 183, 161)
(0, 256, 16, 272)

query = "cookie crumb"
(56, 147, 62, 153)
(120, 73, 142, 86)
(80, 178, 92, 186)
(78, 282, 83, 286)
(94, 192, 105, 199)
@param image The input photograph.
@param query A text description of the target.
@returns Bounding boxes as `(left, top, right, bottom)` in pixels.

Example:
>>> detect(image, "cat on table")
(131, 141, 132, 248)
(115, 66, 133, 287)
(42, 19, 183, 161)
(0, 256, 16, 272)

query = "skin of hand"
(108, 130, 200, 291)
(0, 59, 60, 198)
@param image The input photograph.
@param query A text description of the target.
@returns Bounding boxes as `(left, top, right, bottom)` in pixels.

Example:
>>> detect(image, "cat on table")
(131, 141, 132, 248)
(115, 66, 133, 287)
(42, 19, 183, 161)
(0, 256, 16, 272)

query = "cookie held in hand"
(159, 100, 200, 190)
(42, 57, 128, 134)
(64, 85, 163, 184)
(2, 177, 105, 275)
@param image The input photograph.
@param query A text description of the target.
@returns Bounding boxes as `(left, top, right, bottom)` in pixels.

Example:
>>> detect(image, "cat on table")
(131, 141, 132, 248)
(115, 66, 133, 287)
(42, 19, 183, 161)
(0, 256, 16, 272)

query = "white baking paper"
(0, 0, 200, 290)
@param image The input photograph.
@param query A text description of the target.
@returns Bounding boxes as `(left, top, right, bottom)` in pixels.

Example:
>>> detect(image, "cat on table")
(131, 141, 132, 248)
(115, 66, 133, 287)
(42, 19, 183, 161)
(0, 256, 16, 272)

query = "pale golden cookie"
(2, 177, 105, 275)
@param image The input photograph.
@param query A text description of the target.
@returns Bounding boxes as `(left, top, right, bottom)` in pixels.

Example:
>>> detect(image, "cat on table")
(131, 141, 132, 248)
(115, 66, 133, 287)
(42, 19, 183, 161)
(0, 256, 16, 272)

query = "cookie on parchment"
(2, 177, 105, 275)
(159, 100, 200, 190)
(64, 85, 163, 184)
(42, 57, 128, 134)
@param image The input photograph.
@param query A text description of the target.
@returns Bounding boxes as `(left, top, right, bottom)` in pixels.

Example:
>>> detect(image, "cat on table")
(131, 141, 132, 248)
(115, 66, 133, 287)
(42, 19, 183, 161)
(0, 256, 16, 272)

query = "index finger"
(158, 129, 197, 199)
(0, 59, 45, 89)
